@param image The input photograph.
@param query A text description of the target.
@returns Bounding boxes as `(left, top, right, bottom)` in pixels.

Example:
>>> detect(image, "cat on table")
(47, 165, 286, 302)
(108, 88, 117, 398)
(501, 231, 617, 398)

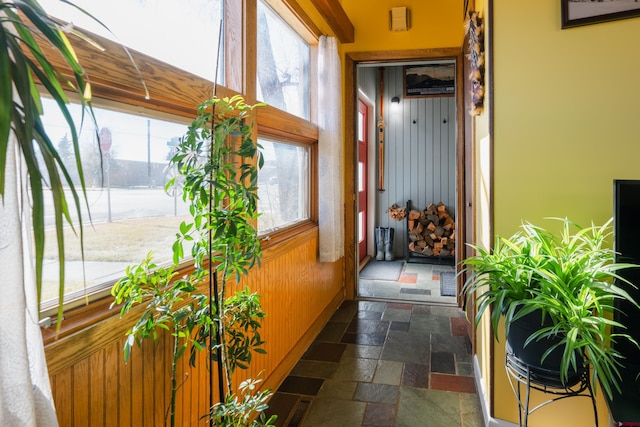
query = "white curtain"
(317, 36, 344, 263)
(0, 137, 59, 427)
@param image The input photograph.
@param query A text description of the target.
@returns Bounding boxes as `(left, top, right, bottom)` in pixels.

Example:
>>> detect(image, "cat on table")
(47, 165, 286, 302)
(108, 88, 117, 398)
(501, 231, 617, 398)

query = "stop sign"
(99, 127, 112, 153)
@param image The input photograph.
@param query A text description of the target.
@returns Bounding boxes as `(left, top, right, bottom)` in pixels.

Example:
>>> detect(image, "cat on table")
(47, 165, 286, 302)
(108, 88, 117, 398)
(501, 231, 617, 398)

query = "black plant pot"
(506, 308, 584, 387)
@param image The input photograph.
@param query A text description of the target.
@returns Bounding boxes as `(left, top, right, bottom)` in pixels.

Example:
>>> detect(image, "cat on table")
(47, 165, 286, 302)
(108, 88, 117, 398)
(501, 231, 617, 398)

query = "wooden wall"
(45, 227, 344, 426)
(374, 65, 457, 259)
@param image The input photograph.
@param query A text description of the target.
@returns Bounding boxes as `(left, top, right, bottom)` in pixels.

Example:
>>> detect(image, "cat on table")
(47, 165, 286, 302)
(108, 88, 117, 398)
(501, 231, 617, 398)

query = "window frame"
(256, 130, 317, 237)
(37, 0, 321, 333)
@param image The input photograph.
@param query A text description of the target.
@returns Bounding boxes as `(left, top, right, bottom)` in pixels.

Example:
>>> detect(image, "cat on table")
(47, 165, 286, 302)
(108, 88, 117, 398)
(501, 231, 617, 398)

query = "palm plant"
(2, 0, 146, 325)
(1, 0, 98, 323)
(461, 217, 640, 399)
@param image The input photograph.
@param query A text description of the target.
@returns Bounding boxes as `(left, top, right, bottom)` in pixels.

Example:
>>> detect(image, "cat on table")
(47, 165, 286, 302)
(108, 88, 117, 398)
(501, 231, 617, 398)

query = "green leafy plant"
(112, 95, 273, 426)
(170, 95, 267, 399)
(1, 0, 97, 323)
(208, 378, 276, 427)
(461, 217, 639, 399)
(111, 253, 211, 426)
(1, 0, 147, 325)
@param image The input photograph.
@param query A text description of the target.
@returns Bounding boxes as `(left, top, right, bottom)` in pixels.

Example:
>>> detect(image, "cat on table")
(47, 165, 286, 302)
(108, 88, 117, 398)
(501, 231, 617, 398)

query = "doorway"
(345, 49, 466, 306)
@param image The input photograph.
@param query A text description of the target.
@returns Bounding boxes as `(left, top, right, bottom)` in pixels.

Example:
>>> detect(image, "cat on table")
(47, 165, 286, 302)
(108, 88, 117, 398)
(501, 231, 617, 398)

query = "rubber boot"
(384, 227, 395, 261)
(375, 227, 385, 260)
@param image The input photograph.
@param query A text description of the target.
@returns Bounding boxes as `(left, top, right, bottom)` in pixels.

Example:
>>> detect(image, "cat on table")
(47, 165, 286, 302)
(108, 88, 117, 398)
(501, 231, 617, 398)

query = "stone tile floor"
(359, 262, 457, 304)
(264, 300, 484, 427)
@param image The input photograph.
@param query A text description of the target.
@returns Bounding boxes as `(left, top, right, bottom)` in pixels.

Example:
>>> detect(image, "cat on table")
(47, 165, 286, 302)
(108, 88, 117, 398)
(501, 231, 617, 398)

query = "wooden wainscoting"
(46, 226, 344, 426)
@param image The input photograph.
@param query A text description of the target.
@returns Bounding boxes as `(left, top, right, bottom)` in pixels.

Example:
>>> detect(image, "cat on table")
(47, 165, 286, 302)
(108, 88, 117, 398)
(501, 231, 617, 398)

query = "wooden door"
(358, 98, 368, 261)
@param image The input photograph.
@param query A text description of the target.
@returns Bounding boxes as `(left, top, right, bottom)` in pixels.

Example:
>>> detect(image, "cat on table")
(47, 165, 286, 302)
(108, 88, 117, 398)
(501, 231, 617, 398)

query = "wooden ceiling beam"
(309, 0, 355, 43)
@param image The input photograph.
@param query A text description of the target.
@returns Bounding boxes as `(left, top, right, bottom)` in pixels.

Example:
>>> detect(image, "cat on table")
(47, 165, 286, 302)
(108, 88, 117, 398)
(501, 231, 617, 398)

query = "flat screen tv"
(613, 179, 640, 370)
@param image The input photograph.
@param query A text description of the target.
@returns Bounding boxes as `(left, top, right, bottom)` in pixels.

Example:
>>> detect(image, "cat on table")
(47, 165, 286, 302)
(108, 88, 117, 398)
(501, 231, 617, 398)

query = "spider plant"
(461, 217, 640, 399)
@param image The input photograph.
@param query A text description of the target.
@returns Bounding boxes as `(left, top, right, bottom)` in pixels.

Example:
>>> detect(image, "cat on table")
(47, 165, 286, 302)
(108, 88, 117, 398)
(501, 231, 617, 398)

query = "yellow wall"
(493, 0, 640, 232)
(492, 0, 640, 425)
(341, 0, 464, 52)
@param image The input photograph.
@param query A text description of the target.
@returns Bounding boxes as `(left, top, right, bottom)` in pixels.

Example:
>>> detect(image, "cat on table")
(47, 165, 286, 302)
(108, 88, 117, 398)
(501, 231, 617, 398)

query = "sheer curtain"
(0, 137, 58, 427)
(317, 36, 344, 263)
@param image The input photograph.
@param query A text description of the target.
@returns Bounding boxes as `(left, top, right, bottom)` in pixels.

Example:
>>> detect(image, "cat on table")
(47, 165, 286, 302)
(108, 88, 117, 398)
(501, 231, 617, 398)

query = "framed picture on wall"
(404, 64, 455, 98)
(561, 0, 640, 29)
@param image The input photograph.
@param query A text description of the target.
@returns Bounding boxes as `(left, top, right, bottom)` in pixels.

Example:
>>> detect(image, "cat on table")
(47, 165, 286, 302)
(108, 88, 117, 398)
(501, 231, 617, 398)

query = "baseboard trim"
(473, 355, 519, 427)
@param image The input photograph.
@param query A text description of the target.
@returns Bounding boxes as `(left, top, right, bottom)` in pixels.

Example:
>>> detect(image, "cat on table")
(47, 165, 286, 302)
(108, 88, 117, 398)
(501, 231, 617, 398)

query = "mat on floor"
(440, 271, 457, 296)
(359, 260, 404, 281)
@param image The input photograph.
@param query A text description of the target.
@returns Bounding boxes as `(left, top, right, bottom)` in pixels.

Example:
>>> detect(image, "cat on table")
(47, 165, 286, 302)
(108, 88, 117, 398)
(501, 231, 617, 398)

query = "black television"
(613, 179, 640, 370)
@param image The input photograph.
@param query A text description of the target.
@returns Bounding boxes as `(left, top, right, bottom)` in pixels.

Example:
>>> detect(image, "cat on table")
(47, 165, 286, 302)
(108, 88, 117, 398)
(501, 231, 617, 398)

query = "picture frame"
(404, 64, 456, 98)
(561, 0, 640, 29)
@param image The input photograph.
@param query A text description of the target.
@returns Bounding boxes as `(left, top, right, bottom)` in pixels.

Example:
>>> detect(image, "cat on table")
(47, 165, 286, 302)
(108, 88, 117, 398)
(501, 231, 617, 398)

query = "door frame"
(344, 48, 466, 302)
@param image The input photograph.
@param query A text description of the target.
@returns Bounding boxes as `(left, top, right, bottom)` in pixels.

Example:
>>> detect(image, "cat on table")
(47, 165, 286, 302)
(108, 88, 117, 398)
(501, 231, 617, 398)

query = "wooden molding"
(273, 0, 323, 40)
(309, 0, 355, 43)
(344, 48, 466, 303)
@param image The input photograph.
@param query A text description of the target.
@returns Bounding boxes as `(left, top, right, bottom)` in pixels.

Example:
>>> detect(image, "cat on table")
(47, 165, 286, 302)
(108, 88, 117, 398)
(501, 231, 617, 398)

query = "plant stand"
(505, 344, 598, 427)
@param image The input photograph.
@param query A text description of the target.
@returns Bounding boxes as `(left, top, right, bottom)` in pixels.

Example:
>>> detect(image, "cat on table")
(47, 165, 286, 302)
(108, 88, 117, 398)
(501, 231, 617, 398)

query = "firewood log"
(424, 234, 434, 246)
(427, 214, 440, 225)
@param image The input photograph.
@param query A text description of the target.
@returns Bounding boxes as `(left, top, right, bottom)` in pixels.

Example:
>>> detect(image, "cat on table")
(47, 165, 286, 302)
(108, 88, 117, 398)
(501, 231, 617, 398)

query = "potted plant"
(1, 0, 103, 322)
(461, 217, 639, 399)
(111, 95, 276, 427)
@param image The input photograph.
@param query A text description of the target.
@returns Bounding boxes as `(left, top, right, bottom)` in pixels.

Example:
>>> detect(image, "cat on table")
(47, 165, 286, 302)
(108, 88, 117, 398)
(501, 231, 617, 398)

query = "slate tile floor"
(359, 262, 457, 304)
(264, 300, 484, 427)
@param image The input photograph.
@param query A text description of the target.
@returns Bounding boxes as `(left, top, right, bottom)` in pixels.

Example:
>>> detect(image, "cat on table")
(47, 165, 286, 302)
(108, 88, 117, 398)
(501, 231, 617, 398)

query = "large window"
(35, 0, 319, 315)
(257, 0, 310, 120)
(40, 98, 189, 308)
(39, 0, 224, 82)
(257, 137, 310, 233)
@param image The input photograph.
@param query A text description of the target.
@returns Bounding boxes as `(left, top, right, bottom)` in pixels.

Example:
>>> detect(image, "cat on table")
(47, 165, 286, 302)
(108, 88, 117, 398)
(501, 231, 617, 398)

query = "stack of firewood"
(407, 202, 455, 257)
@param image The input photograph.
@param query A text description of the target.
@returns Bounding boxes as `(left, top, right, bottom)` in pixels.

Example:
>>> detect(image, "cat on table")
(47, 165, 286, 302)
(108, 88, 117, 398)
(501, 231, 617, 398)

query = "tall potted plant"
(111, 95, 276, 427)
(2, 0, 100, 321)
(1, 2, 151, 424)
(461, 217, 639, 399)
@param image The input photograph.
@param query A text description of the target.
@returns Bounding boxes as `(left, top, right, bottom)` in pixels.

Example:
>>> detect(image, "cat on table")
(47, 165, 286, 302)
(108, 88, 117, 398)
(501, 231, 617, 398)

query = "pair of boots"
(375, 227, 394, 261)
